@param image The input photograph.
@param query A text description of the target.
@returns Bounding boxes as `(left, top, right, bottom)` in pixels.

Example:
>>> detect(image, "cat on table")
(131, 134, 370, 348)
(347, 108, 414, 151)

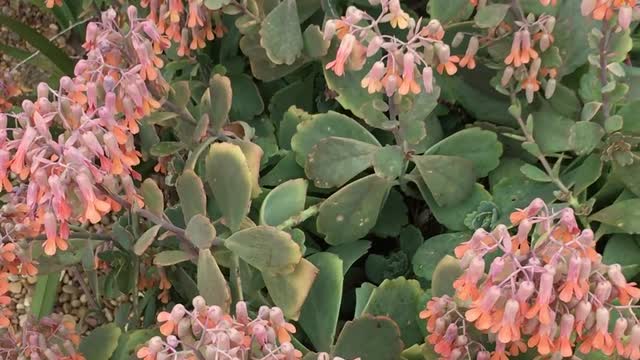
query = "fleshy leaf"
(225, 226, 302, 274)
(306, 137, 379, 188)
(197, 249, 231, 311)
(259, 0, 304, 65)
(298, 253, 343, 350)
(263, 258, 318, 320)
(260, 179, 308, 226)
(205, 142, 252, 232)
(317, 175, 392, 245)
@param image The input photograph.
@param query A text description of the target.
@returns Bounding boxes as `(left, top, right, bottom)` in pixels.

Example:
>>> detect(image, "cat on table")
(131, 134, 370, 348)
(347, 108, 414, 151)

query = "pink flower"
(326, 34, 356, 76)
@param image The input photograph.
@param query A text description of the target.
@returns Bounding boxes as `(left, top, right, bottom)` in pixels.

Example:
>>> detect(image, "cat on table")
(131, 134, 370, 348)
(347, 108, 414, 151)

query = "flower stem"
(598, 20, 613, 119)
(276, 204, 322, 231)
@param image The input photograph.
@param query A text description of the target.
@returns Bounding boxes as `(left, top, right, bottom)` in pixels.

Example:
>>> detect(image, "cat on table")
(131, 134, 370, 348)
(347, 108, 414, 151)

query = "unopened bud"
(452, 32, 465, 48)
(545, 78, 557, 99)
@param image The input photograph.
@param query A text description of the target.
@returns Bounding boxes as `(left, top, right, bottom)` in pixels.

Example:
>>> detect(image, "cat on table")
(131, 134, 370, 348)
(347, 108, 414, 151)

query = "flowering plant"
(0, 0, 640, 359)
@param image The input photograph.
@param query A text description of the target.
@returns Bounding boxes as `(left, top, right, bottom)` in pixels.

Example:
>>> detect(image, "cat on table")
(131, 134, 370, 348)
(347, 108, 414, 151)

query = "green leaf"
(133, 225, 162, 256)
(141, 112, 179, 126)
(205, 142, 252, 232)
(532, 112, 574, 153)
(328, 240, 372, 275)
(520, 164, 552, 182)
(590, 199, 640, 234)
(425, 183, 492, 231)
(613, 161, 640, 197)
(153, 250, 192, 266)
(413, 155, 476, 207)
(298, 253, 343, 350)
(552, 0, 594, 76)
(186, 215, 217, 249)
(259, 0, 304, 65)
(569, 122, 605, 155)
(426, 128, 503, 177)
(264, 258, 318, 320)
(225, 226, 302, 274)
(371, 188, 409, 237)
(31, 272, 60, 319)
(176, 169, 207, 223)
(204, 0, 231, 9)
(141, 179, 164, 217)
(0, 14, 74, 74)
(79, 324, 122, 360)
(306, 137, 379, 188)
(169, 81, 192, 108)
(564, 154, 603, 195)
(603, 234, 640, 279)
(581, 102, 603, 121)
(260, 151, 306, 187)
(354, 283, 377, 318)
(303, 24, 330, 58)
(474, 4, 511, 28)
(291, 111, 380, 165)
(362, 277, 424, 346)
(333, 316, 404, 360)
(230, 139, 264, 198)
(317, 175, 393, 245)
(197, 249, 231, 310)
(399, 225, 424, 259)
(373, 146, 405, 180)
(413, 233, 468, 281)
(431, 255, 464, 297)
(428, 0, 474, 23)
(150, 141, 185, 157)
(260, 179, 308, 226)
(229, 74, 264, 121)
(207, 74, 233, 131)
(240, 32, 309, 81)
(398, 88, 441, 144)
(365, 252, 409, 284)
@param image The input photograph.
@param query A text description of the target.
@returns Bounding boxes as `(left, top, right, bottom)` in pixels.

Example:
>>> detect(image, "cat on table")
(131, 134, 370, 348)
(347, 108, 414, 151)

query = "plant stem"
(70, 266, 101, 312)
(29, 232, 112, 242)
(229, 255, 243, 303)
(513, 112, 571, 194)
(598, 20, 613, 119)
(100, 185, 200, 257)
(276, 204, 321, 231)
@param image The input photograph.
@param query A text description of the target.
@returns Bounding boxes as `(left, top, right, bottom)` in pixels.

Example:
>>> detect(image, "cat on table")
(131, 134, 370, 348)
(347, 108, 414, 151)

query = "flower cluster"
(0, 7, 167, 258)
(581, 0, 638, 28)
(0, 73, 21, 112)
(0, 7, 167, 329)
(323, 0, 458, 96)
(136, 296, 302, 360)
(0, 314, 84, 359)
(494, 12, 558, 104)
(140, 0, 226, 57)
(421, 198, 640, 360)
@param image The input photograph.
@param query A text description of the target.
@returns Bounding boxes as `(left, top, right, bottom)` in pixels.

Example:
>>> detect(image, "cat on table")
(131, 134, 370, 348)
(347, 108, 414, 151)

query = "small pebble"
(62, 285, 78, 295)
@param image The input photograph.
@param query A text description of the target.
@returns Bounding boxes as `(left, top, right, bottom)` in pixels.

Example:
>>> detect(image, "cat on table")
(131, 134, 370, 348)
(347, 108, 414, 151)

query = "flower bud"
(545, 78, 556, 99)
(452, 32, 464, 48)
(619, 6, 632, 30)
(501, 66, 514, 86)
(422, 66, 434, 93)
(367, 36, 384, 57)
(581, 0, 597, 16)
(323, 20, 336, 40)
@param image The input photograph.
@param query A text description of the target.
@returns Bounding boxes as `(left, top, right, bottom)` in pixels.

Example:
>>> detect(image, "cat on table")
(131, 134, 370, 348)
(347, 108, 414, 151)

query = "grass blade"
(0, 14, 74, 74)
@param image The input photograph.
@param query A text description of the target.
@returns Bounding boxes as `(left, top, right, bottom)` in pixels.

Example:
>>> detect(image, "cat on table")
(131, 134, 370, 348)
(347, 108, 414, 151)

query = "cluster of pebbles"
(0, 0, 78, 88)
(8, 272, 133, 334)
